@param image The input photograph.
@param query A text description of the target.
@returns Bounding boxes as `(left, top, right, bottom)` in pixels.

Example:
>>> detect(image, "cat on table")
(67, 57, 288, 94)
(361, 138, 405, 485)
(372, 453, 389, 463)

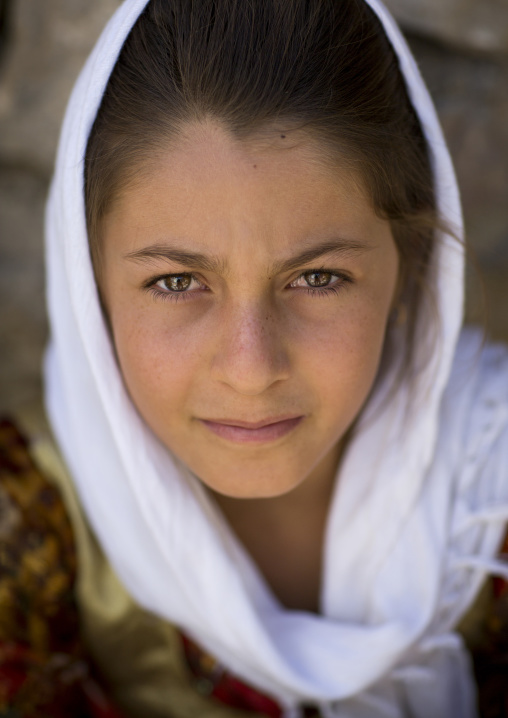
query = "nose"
(210, 301, 290, 396)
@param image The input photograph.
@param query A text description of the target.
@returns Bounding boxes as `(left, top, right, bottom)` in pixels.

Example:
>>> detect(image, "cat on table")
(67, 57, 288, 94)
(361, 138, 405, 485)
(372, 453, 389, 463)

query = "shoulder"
(0, 417, 78, 649)
(0, 417, 80, 711)
(442, 330, 508, 713)
(445, 327, 508, 407)
(433, 329, 508, 533)
(458, 527, 508, 717)
(440, 327, 508, 477)
(441, 327, 508, 563)
(0, 417, 125, 717)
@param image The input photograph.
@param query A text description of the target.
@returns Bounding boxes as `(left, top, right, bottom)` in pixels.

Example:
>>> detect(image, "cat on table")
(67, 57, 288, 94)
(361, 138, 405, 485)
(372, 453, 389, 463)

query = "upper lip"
(200, 415, 303, 429)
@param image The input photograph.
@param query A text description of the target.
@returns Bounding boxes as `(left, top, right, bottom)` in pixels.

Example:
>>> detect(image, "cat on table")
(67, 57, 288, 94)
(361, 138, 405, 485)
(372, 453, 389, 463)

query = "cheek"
(110, 304, 206, 426)
(296, 291, 395, 429)
(317, 319, 383, 389)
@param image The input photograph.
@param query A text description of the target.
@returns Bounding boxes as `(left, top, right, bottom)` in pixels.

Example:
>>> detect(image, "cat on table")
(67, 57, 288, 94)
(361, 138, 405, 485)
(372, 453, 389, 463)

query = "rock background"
(387, 0, 508, 53)
(1, 0, 507, 414)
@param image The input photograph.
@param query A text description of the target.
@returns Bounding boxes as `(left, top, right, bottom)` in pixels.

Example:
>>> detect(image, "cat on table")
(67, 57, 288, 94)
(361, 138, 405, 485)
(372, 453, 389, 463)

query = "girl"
(1, 0, 508, 716)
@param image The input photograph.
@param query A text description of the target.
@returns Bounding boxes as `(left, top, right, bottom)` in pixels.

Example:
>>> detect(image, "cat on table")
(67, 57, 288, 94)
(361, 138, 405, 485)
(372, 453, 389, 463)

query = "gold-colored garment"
(23, 409, 262, 718)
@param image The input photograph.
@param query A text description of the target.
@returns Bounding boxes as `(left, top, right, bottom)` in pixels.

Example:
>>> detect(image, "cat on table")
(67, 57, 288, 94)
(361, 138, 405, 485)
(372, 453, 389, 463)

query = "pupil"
(307, 272, 331, 287)
(167, 275, 191, 291)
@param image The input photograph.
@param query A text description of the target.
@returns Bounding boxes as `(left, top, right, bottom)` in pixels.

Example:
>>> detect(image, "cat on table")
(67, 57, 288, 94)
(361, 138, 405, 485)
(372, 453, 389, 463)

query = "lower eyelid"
(148, 285, 197, 303)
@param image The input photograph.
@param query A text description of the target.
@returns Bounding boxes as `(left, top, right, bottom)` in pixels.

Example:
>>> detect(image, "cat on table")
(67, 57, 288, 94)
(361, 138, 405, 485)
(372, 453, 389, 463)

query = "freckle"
(280, 134, 286, 139)
(253, 164, 257, 168)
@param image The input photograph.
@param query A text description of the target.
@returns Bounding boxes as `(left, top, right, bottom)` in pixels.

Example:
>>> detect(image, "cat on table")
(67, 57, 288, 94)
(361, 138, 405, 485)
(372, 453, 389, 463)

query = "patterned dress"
(1, 418, 508, 718)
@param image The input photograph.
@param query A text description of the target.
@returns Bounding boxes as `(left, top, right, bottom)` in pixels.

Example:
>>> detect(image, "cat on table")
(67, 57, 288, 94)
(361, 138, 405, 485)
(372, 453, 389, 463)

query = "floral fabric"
(0, 419, 123, 718)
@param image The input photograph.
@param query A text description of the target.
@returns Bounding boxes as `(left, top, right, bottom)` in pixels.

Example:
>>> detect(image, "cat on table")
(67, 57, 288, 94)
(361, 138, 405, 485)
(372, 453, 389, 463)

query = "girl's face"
(100, 122, 399, 499)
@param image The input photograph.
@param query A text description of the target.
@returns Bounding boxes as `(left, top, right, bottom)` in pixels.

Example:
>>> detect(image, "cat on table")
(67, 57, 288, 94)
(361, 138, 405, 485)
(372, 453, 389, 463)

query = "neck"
(209, 440, 345, 613)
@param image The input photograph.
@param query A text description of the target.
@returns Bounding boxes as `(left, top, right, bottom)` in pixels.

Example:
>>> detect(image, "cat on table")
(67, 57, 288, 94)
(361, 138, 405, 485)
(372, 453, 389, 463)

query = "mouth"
(198, 415, 304, 444)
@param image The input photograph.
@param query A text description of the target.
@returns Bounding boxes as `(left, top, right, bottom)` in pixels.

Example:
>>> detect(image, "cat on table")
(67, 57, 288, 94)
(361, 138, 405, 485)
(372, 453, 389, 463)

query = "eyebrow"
(124, 238, 372, 275)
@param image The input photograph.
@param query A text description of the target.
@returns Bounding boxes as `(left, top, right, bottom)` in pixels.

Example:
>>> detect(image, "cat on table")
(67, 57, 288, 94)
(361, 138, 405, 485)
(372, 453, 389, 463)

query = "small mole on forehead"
(280, 134, 286, 138)
(253, 164, 257, 168)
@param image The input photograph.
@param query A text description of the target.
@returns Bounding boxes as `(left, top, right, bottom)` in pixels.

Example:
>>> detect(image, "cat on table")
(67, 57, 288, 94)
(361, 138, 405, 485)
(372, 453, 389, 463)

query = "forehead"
(103, 120, 384, 260)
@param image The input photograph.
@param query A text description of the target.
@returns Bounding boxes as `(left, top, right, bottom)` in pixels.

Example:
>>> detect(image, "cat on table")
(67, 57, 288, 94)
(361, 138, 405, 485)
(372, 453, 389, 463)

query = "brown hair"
(85, 0, 440, 384)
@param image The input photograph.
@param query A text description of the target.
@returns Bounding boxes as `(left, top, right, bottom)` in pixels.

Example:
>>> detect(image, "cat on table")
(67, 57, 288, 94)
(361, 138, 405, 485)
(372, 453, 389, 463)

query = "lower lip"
(199, 417, 304, 444)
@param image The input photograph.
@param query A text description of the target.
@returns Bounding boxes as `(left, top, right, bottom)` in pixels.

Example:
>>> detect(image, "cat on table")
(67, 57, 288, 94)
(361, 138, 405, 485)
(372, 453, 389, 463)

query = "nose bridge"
(211, 297, 289, 395)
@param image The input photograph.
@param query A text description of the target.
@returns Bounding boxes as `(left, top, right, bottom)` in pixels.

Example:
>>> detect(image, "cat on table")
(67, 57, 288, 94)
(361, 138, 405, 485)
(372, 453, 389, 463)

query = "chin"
(200, 470, 302, 500)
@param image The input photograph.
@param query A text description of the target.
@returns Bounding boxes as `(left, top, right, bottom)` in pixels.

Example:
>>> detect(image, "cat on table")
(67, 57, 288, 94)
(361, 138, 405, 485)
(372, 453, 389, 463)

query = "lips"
(204, 415, 300, 429)
(199, 415, 304, 444)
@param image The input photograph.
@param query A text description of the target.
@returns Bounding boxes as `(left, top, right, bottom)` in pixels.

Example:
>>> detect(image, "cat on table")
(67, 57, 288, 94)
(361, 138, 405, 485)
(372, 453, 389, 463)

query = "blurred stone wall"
(0, 0, 122, 414)
(0, 0, 507, 414)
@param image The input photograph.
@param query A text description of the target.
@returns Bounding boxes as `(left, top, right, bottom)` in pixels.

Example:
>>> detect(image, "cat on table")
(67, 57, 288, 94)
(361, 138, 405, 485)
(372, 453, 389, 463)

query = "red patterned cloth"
(0, 419, 124, 718)
(180, 631, 321, 717)
(473, 530, 508, 718)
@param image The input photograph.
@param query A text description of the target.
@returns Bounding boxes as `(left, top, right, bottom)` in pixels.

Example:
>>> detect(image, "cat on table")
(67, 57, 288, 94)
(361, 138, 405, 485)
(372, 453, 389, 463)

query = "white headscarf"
(44, 1, 508, 716)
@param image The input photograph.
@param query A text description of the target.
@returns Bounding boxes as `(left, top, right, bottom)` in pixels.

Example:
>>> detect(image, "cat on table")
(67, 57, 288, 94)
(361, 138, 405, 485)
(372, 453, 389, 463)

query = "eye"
(156, 274, 197, 292)
(145, 272, 207, 302)
(289, 270, 349, 292)
(302, 271, 334, 288)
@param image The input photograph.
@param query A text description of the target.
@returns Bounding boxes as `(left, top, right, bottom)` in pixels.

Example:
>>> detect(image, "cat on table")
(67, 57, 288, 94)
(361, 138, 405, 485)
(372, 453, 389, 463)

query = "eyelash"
(144, 269, 353, 303)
